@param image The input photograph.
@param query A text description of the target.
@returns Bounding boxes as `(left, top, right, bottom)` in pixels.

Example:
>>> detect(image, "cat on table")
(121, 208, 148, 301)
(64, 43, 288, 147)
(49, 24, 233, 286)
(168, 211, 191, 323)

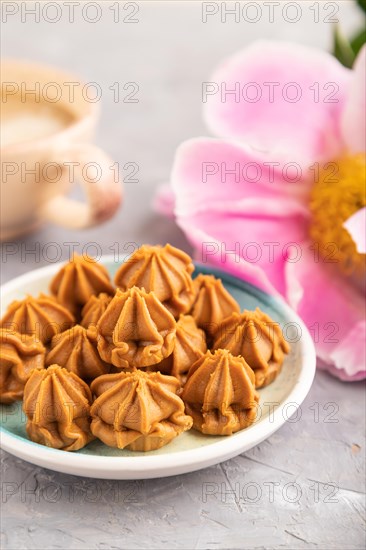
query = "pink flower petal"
(172, 137, 311, 217)
(341, 45, 366, 153)
(285, 243, 365, 380)
(328, 321, 366, 381)
(153, 183, 176, 218)
(343, 207, 366, 254)
(172, 138, 310, 296)
(317, 358, 365, 382)
(204, 41, 351, 166)
(181, 222, 282, 296)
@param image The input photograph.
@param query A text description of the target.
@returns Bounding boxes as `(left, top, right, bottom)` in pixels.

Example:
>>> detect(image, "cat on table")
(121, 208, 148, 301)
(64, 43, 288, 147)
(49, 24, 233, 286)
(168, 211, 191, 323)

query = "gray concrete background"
(1, 2, 365, 549)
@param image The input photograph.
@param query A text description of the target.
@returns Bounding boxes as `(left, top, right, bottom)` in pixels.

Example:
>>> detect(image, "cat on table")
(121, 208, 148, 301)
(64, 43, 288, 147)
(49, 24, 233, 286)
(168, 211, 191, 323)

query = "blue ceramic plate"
(0, 256, 316, 479)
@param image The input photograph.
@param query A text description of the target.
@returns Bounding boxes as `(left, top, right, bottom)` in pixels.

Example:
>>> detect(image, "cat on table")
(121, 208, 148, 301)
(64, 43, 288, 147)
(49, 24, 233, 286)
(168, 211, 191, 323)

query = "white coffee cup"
(0, 60, 122, 240)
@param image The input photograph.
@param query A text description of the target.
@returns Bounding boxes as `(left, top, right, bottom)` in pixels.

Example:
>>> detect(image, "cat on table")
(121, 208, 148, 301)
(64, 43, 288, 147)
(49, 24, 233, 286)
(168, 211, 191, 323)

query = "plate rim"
(0, 255, 316, 479)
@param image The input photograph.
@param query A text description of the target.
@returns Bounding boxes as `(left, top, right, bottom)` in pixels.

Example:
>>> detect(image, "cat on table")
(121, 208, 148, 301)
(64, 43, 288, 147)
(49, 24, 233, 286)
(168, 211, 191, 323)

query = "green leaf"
(351, 27, 366, 57)
(357, 0, 366, 14)
(333, 25, 355, 68)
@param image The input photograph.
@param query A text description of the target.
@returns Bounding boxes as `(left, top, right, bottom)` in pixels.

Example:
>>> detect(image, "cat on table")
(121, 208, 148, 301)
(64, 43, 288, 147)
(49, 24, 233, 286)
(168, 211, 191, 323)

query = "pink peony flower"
(155, 41, 366, 381)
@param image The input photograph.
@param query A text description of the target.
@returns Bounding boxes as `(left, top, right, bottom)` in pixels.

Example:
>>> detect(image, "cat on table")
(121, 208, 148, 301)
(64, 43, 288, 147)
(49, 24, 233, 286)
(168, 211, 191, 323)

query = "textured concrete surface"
(1, 2, 365, 549)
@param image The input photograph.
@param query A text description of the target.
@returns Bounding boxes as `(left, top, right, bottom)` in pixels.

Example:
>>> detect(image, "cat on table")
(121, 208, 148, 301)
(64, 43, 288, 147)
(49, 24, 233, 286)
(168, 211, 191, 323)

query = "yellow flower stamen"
(309, 153, 366, 278)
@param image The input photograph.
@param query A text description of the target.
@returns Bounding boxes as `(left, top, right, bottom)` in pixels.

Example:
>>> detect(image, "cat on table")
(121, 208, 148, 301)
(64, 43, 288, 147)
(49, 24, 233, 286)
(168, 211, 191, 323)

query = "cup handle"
(40, 144, 122, 229)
